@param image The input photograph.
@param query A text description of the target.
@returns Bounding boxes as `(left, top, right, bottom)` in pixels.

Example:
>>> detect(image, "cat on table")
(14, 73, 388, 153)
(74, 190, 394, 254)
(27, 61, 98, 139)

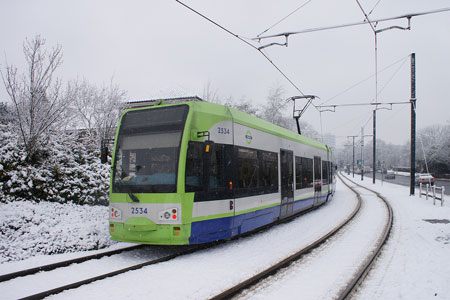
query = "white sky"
(1, 0, 449, 146)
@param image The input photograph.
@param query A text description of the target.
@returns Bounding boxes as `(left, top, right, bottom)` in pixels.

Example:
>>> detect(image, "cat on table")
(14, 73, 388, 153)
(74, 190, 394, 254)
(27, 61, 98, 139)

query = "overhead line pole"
(410, 53, 416, 196)
(356, 0, 379, 184)
(348, 135, 358, 178)
(373, 109, 376, 183)
(361, 131, 373, 181)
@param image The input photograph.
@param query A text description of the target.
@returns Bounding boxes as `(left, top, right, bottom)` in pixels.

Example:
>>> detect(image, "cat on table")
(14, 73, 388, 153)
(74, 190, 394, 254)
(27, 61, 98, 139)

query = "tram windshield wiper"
(128, 192, 139, 203)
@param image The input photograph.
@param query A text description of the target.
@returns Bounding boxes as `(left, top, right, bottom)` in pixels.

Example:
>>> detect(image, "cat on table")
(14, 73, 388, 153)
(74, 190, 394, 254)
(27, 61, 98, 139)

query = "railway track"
(208, 173, 392, 300)
(209, 173, 362, 300)
(1, 244, 206, 300)
(2, 175, 388, 300)
(0, 245, 144, 283)
(0, 201, 322, 300)
(336, 174, 393, 299)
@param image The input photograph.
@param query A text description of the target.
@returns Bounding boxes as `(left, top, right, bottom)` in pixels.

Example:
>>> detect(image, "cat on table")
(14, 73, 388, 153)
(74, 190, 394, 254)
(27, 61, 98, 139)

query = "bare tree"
(260, 85, 293, 129)
(1, 35, 72, 161)
(202, 81, 220, 103)
(224, 96, 259, 117)
(69, 78, 126, 149)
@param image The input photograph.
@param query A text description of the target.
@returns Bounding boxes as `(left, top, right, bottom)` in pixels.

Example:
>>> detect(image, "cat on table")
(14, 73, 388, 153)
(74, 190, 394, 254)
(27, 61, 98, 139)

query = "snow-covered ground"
(237, 175, 389, 300)
(351, 175, 450, 300)
(0, 201, 115, 263)
(0, 176, 449, 299)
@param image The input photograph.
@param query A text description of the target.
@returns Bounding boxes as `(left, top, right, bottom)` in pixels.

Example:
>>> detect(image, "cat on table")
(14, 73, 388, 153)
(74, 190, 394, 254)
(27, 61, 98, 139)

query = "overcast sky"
(1, 0, 449, 146)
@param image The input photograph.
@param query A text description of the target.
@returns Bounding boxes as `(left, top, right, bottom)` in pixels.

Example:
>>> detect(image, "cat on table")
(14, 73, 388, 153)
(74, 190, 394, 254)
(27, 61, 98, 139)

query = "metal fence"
(419, 183, 445, 206)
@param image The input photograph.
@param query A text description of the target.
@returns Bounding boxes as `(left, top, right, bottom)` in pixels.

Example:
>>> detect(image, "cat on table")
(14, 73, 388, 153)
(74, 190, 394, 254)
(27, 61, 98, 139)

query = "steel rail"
(209, 173, 362, 300)
(17, 244, 211, 300)
(0, 244, 145, 283)
(11, 201, 325, 299)
(336, 173, 393, 300)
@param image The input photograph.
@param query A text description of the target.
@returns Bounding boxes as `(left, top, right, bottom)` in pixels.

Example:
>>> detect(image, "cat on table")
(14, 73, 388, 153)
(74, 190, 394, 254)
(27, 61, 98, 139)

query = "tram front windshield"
(112, 105, 188, 193)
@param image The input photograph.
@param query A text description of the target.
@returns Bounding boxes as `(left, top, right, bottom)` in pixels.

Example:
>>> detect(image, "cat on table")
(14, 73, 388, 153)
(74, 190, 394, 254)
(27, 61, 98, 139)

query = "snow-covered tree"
(224, 96, 259, 117)
(0, 124, 110, 205)
(299, 121, 320, 140)
(1, 36, 73, 162)
(260, 85, 292, 129)
(202, 81, 220, 103)
(417, 124, 450, 175)
(0, 102, 15, 125)
(68, 78, 126, 152)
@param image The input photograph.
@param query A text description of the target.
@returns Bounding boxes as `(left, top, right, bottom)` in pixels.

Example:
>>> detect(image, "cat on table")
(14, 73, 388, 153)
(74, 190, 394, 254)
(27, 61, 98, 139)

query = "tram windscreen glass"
(112, 105, 188, 193)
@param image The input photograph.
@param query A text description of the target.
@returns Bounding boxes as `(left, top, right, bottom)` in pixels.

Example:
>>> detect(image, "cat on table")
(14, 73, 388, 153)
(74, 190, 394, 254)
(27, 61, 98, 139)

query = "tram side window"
(328, 161, 335, 183)
(209, 144, 227, 190)
(260, 151, 278, 192)
(322, 161, 329, 185)
(302, 157, 314, 188)
(185, 142, 204, 192)
(237, 147, 260, 189)
(295, 156, 302, 190)
(314, 156, 321, 181)
(296, 157, 313, 189)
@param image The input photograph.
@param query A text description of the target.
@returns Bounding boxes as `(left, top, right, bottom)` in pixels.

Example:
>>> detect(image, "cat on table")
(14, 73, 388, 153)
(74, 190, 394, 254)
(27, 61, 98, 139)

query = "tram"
(109, 99, 335, 244)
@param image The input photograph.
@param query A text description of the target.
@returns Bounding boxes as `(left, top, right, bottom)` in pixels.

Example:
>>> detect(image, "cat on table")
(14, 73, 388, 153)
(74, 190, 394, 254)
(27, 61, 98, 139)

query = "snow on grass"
(346, 175, 450, 300)
(1, 176, 449, 299)
(0, 201, 115, 263)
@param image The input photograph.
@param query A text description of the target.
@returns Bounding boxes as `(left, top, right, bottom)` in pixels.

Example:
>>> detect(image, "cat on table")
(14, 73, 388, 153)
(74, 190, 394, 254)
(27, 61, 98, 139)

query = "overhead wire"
(362, 112, 373, 128)
(375, 56, 409, 100)
(347, 111, 373, 142)
(368, 0, 383, 17)
(355, 0, 377, 33)
(319, 54, 410, 106)
(378, 102, 407, 125)
(174, 0, 255, 50)
(175, 0, 307, 98)
(175, 0, 440, 141)
(254, 7, 450, 40)
(329, 110, 372, 132)
(257, 0, 314, 37)
(411, 101, 430, 174)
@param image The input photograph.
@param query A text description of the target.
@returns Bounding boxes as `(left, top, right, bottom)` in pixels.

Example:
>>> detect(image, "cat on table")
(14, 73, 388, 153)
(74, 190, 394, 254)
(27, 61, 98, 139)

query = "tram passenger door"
(313, 156, 322, 205)
(280, 150, 294, 218)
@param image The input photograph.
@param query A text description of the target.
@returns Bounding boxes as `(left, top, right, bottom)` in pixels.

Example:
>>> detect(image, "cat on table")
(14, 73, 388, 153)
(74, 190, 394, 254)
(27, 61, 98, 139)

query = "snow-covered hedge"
(0, 200, 115, 263)
(0, 124, 110, 205)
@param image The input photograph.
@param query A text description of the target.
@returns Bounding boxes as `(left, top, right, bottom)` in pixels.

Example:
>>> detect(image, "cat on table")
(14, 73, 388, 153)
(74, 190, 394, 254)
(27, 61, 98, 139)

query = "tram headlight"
(158, 208, 179, 221)
(110, 207, 122, 220)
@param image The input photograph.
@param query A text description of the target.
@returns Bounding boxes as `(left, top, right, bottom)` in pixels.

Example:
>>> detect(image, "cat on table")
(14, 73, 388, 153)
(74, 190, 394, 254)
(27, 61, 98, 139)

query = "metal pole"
(346, 142, 350, 175)
(361, 127, 364, 181)
(348, 135, 357, 178)
(410, 53, 416, 196)
(352, 138, 355, 177)
(419, 182, 422, 197)
(442, 187, 445, 206)
(373, 109, 376, 184)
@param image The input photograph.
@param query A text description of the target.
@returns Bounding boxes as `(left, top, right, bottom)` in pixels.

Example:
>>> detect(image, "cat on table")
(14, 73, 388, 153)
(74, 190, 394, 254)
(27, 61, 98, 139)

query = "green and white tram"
(109, 99, 335, 245)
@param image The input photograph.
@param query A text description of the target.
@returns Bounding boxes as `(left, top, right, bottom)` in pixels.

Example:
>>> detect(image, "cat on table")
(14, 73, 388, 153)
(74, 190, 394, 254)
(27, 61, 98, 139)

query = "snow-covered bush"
(0, 200, 115, 263)
(0, 124, 111, 205)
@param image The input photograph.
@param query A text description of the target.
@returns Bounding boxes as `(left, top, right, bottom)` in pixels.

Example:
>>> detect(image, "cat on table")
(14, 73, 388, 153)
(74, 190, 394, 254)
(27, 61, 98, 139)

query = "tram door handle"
(230, 200, 234, 211)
